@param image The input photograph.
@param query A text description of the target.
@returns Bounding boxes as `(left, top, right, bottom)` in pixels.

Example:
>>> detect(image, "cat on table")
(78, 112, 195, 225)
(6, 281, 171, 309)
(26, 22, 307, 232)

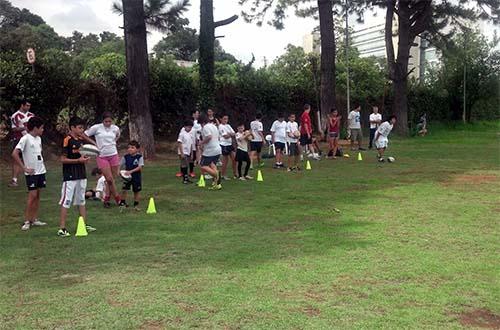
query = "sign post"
(26, 48, 35, 73)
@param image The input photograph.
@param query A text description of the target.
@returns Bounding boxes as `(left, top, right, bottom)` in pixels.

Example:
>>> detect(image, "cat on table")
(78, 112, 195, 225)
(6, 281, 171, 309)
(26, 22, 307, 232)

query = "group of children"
(12, 115, 144, 236)
(11, 103, 396, 234)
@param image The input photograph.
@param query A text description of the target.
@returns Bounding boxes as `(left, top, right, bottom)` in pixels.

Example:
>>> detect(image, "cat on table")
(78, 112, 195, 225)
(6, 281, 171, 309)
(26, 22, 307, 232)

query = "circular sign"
(26, 48, 36, 64)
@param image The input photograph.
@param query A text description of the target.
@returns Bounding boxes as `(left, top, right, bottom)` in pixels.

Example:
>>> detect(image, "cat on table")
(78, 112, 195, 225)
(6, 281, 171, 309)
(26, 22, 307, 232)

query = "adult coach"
(368, 105, 382, 149)
(9, 99, 34, 187)
(84, 112, 122, 207)
(300, 104, 320, 160)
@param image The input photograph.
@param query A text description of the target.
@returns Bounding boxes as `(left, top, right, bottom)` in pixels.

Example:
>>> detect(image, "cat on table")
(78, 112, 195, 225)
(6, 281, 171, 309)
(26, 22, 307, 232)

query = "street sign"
(26, 48, 36, 64)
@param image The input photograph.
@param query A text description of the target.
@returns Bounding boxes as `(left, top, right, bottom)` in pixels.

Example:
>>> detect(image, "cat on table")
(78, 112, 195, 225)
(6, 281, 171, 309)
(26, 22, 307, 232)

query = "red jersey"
(328, 116, 340, 133)
(300, 111, 312, 135)
(10, 110, 34, 140)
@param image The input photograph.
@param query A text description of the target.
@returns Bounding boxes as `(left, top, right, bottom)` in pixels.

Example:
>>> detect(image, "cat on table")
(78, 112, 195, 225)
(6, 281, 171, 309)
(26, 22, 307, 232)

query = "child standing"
(218, 114, 237, 180)
(58, 117, 96, 237)
(119, 141, 144, 210)
(250, 113, 265, 168)
(327, 109, 341, 158)
(177, 120, 195, 184)
(11, 116, 48, 231)
(270, 112, 287, 168)
(199, 113, 222, 190)
(286, 113, 301, 171)
(374, 115, 397, 162)
(235, 124, 253, 180)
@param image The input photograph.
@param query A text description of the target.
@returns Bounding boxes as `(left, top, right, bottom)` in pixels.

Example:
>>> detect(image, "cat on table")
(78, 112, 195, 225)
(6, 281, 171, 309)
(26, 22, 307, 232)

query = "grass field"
(1, 123, 499, 329)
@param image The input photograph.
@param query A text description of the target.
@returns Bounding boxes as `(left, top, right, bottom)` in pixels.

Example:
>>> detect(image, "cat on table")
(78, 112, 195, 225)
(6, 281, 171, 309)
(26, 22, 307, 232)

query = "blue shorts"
(274, 142, 286, 151)
(221, 145, 234, 156)
(25, 174, 46, 191)
(250, 141, 263, 153)
(200, 155, 220, 167)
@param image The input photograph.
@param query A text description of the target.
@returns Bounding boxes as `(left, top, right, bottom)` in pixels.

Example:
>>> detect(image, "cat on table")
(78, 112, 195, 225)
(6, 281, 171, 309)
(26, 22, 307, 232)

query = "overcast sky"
(10, 0, 498, 66)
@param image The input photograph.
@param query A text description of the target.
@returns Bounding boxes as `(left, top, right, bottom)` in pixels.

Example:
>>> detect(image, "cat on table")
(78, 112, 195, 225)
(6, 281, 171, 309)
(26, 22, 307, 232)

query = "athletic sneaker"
(378, 158, 385, 162)
(189, 172, 196, 178)
(175, 172, 182, 177)
(183, 179, 193, 184)
(287, 167, 293, 172)
(273, 164, 280, 169)
(86, 225, 96, 232)
(222, 176, 231, 181)
(8, 179, 18, 187)
(134, 206, 141, 211)
(21, 221, 30, 231)
(57, 228, 70, 237)
(239, 176, 246, 181)
(204, 174, 213, 180)
(31, 219, 47, 226)
(259, 162, 265, 167)
(208, 184, 222, 190)
(245, 175, 253, 180)
(359, 147, 366, 151)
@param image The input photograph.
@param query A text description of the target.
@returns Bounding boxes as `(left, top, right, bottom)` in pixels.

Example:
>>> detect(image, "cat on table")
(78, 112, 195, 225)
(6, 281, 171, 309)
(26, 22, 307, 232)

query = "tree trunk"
(122, 0, 155, 158)
(199, 0, 215, 111)
(317, 0, 336, 134)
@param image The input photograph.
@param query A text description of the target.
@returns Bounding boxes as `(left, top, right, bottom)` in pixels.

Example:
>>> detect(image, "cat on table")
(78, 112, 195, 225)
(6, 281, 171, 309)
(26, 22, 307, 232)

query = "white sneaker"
(21, 221, 30, 231)
(222, 176, 231, 181)
(31, 219, 47, 226)
(204, 174, 213, 180)
(245, 175, 253, 180)
(239, 176, 246, 181)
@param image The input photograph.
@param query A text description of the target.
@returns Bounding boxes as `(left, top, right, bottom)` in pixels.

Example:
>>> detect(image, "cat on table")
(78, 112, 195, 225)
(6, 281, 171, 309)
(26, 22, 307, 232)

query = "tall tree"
(199, 0, 238, 111)
(381, 0, 499, 134)
(113, 0, 189, 157)
(239, 0, 364, 131)
(121, 0, 155, 157)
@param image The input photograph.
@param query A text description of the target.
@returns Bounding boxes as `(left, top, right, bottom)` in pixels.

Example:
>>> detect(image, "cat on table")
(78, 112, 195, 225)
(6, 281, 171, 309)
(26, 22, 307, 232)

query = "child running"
(199, 113, 222, 190)
(270, 112, 287, 169)
(177, 120, 195, 184)
(58, 117, 96, 237)
(374, 115, 397, 162)
(119, 141, 144, 210)
(235, 123, 253, 180)
(11, 116, 48, 231)
(286, 113, 301, 171)
(327, 109, 341, 159)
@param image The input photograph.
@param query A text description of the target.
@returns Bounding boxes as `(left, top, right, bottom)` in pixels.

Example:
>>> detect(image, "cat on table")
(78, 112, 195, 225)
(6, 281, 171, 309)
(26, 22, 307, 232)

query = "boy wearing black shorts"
(11, 116, 48, 231)
(250, 113, 265, 168)
(119, 141, 144, 210)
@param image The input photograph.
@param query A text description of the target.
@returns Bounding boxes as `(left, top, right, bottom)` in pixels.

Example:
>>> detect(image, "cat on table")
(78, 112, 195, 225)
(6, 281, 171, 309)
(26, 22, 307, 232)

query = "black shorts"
(200, 155, 220, 167)
(288, 142, 299, 156)
(300, 135, 312, 146)
(250, 141, 263, 153)
(25, 174, 46, 191)
(235, 149, 250, 162)
(328, 132, 339, 138)
(221, 145, 234, 156)
(274, 142, 286, 151)
(122, 178, 142, 192)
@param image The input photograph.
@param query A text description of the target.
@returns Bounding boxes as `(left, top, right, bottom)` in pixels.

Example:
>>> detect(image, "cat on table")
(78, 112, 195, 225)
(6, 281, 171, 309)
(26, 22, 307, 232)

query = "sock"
(134, 201, 139, 207)
(189, 162, 194, 173)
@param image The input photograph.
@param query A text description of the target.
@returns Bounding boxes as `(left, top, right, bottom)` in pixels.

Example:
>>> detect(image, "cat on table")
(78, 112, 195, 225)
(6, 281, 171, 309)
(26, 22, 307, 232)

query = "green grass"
(1, 123, 499, 329)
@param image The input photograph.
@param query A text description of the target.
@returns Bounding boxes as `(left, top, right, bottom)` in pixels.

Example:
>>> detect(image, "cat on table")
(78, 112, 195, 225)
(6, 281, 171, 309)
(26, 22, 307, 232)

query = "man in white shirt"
(369, 106, 382, 149)
(270, 112, 287, 168)
(11, 116, 48, 231)
(218, 114, 237, 180)
(348, 104, 365, 151)
(9, 99, 34, 187)
(374, 115, 397, 162)
(199, 113, 222, 190)
(250, 113, 265, 168)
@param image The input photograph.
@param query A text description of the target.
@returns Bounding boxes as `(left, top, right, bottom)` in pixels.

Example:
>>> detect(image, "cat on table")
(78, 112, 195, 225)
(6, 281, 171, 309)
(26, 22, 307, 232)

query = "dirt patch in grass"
(444, 174, 498, 186)
(302, 305, 321, 317)
(458, 309, 500, 329)
(139, 320, 166, 330)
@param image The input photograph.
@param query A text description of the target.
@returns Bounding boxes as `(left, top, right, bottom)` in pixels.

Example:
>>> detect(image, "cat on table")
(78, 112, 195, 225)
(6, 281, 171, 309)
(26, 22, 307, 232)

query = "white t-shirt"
(250, 120, 263, 142)
(270, 120, 287, 143)
(95, 176, 106, 198)
(286, 121, 299, 143)
(369, 113, 382, 129)
(218, 124, 235, 146)
(192, 119, 202, 142)
(85, 123, 120, 157)
(201, 123, 222, 157)
(348, 111, 361, 129)
(236, 132, 249, 152)
(177, 128, 195, 156)
(376, 121, 393, 138)
(15, 133, 46, 175)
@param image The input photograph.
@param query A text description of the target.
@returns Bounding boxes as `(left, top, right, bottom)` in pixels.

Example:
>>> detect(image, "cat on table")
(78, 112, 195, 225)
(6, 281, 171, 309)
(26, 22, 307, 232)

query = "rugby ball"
(387, 156, 395, 163)
(265, 134, 272, 142)
(80, 144, 99, 157)
(120, 170, 132, 181)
